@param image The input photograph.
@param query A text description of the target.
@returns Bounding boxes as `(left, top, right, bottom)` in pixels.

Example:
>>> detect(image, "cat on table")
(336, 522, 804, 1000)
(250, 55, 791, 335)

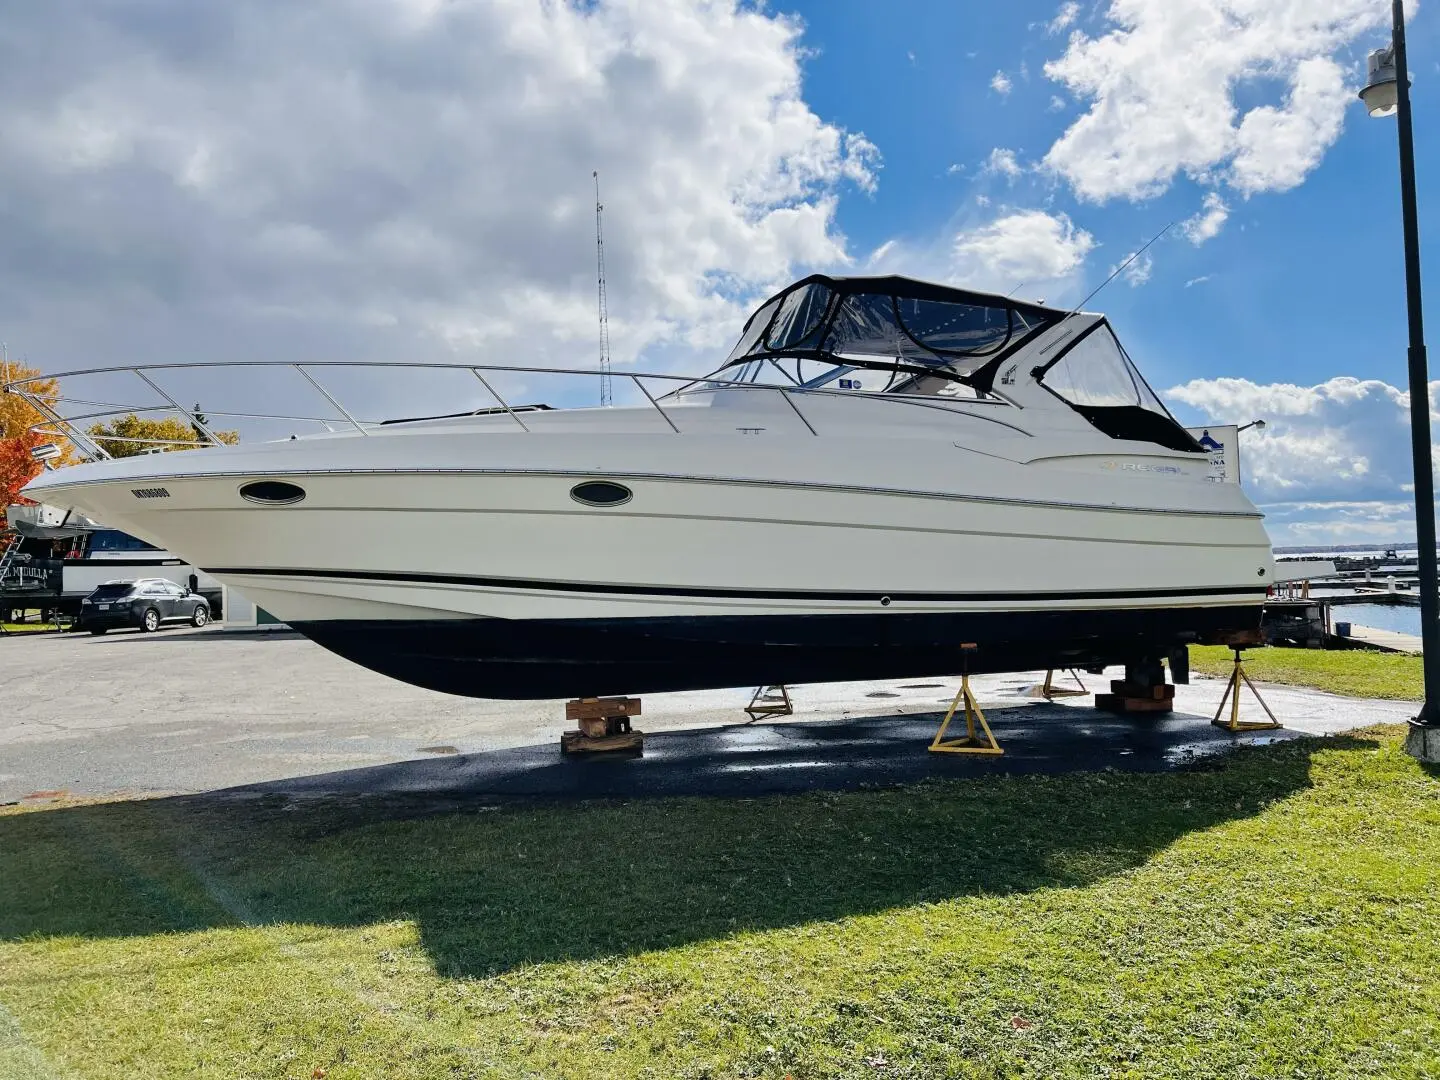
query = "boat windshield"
(1037, 322, 1202, 452)
(711, 275, 1062, 394)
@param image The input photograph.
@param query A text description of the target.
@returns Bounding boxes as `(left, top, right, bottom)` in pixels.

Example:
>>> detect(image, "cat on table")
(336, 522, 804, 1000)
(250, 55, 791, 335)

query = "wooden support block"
(579, 716, 607, 738)
(1095, 693, 1174, 714)
(561, 729, 644, 756)
(580, 715, 634, 738)
(565, 697, 642, 722)
(1109, 681, 1175, 701)
(1208, 628, 1264, 648)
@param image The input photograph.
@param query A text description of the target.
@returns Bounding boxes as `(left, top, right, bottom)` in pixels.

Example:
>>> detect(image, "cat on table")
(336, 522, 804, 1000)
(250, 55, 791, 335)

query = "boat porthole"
(880, 596, 892, 606)
(571, 481, 633, 507)
(1257, 568, 1266, 577)
(239, 480, 307, 506)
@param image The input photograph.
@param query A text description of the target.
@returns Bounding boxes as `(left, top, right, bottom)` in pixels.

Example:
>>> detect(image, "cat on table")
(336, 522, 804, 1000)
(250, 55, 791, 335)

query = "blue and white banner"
(1187, 425, 1239, 484)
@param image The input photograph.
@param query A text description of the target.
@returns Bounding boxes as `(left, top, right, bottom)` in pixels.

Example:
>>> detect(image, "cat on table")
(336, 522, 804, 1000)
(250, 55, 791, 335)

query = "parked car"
(77, 579, 210, 634)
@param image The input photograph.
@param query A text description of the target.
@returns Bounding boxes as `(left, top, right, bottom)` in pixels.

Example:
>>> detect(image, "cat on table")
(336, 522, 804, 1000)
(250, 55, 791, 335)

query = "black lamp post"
(1361, 1, 1440, 758)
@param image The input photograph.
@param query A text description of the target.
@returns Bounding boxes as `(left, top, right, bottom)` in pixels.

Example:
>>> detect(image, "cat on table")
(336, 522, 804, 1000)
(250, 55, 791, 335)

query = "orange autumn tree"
(0, 361, 65, 529)
(0, 430, 44, 528)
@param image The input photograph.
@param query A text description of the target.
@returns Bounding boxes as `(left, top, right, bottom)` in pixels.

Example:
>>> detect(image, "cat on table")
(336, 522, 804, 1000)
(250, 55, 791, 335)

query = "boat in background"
(14, 274, 1273, 696)
(2, 501, 220, 619)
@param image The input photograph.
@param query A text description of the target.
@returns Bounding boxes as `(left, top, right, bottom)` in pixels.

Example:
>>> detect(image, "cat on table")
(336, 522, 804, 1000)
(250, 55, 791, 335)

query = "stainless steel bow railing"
(1, 360, 833, 460)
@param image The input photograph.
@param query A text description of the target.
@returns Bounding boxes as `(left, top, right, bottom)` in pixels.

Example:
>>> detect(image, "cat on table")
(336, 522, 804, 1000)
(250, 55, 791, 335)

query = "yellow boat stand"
(1041, 668, 1089, 699)
(929, 674, 1003, 755)
(1211, 648, 1281, 733)
(744, 684, 794, 723)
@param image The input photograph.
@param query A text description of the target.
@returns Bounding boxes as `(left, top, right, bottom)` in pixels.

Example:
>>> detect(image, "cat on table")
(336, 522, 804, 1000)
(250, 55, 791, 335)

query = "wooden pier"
(1335, 624, 1423, 654)
(1263, 584, 1424, 652)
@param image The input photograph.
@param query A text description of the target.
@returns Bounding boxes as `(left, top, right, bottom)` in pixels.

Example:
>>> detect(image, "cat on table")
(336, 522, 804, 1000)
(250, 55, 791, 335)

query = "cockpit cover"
(724, 275, 1063, 382)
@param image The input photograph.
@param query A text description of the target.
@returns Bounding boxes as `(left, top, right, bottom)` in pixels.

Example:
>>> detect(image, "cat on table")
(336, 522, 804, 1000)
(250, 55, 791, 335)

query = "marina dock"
(1340, 624, 1424, 653)
(1265, 568, 1426, 653)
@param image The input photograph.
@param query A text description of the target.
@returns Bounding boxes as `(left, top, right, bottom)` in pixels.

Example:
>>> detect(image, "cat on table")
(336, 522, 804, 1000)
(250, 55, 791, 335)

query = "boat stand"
(1041, 668, 1089, 700)
(744, 684, 793, 723)
(561, 696, 644, 755)
(1095, 657, 1174, 715)
(1211, 649, 1281, 733)
(929, 675, 1003, 756)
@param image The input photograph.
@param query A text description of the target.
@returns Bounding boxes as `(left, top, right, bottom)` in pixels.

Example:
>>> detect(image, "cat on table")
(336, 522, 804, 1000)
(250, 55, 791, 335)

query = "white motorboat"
(14, 275, 1273, 697)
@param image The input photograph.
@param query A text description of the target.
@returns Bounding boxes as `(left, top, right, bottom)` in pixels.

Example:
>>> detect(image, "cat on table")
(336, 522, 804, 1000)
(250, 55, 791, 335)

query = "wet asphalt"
(234, 705, 1295, 806)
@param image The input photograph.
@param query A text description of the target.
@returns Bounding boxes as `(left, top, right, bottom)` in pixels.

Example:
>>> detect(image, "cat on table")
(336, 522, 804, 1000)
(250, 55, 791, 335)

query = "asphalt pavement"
(0, 626, 1416, 805)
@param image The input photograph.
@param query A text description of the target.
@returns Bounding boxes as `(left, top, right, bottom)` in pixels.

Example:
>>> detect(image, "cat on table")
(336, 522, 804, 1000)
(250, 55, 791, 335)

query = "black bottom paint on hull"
(290, 606, 1264, 699)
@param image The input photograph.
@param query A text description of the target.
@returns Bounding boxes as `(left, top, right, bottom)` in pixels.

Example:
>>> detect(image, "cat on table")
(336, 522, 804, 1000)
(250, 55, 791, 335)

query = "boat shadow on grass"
(0, 729, 1379, 979)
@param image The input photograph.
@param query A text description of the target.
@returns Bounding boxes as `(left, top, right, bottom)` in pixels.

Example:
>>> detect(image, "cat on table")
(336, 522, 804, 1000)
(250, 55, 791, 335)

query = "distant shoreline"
(1274, 543, 1423, 556)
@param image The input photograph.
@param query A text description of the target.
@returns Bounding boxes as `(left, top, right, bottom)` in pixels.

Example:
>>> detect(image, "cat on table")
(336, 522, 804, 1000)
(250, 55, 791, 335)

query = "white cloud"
(1184, 274, 1212, 288)
(991, 70, 1014, 96)
(862, 207, 1094, 301)
(982, 148, 1025, 181)
(1048, 95, 1069, 112)
(1231, 57, 1351, 195)
(1263, 501, 1419, 547)
(950, 210, 1096, 289)
(1180, 192, 1231, 245)
(1049, 2, 1082, 34)
(1042, 0, 1396, 204)
(1167, 375, 1412, 420)
(1113, 250, 1153, 287)
(867, 239, 899, 266)
(1164, 376, 1440, 528)
(0, 0, 879, 388)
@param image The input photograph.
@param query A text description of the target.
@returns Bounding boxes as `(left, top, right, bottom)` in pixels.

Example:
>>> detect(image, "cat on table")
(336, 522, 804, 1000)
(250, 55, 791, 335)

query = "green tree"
(87, 414, 239, 458)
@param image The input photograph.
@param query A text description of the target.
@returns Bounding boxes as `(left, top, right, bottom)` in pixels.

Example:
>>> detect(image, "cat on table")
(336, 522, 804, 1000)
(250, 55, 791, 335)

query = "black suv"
(78, 579, 210, 634)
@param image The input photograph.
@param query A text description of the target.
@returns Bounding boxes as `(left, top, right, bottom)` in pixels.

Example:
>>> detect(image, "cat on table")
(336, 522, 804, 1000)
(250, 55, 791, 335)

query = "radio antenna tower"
(594, 170, 612, 407)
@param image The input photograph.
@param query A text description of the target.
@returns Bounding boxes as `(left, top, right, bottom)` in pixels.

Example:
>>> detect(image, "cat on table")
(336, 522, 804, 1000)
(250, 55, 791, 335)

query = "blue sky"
(784, 0, 1439, 394)
(784, 0, 1440, 545)
(0, 0, 1435, 544)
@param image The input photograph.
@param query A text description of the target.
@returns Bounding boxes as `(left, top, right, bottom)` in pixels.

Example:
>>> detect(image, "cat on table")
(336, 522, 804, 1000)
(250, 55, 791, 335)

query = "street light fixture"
(1236, 419, 1267, 434)
(1361, 1, 1440, 760)
(1361, 44, 1400, 117)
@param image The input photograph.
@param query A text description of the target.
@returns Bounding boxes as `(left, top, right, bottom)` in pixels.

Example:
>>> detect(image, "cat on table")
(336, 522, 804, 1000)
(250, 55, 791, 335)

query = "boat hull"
(288, 603, 1263, 698)
(21, 432, 1275, 698)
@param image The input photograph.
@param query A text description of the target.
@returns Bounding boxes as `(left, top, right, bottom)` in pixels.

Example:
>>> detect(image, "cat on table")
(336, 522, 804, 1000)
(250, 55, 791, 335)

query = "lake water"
(1334, 603, 1422, 637)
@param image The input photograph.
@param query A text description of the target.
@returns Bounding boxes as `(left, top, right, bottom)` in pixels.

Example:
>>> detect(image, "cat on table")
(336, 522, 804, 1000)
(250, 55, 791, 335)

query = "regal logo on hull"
(1099, 462, 1183, 475)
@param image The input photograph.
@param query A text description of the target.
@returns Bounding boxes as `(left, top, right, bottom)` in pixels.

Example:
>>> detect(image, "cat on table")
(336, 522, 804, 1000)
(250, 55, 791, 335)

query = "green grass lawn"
(2, 728, 1438, 1079)
(1191, 645, 1423, 700)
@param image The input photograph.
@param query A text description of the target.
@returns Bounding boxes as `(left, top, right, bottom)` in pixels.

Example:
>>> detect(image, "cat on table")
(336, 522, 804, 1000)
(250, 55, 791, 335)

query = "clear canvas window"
(1043, 327, 1142, 407)
(1040, 323, 1177, 422)
(764, 283, 832, 351)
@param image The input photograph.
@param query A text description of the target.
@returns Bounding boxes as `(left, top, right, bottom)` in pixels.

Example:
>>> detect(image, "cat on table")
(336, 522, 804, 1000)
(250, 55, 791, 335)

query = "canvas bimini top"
(717, 274, 1065, 392)
(711, 273, 1204, 453)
